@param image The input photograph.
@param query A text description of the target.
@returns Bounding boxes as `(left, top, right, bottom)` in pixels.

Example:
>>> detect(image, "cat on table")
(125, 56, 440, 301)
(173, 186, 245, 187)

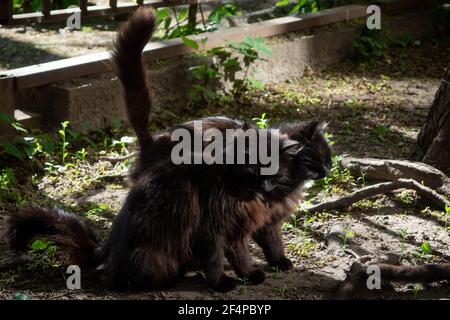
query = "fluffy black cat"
(4, 7, 332, 292)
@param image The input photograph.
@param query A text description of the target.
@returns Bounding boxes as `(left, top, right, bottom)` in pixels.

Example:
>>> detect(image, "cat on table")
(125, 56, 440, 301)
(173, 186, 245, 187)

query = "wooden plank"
(3, 5, 368, 90)
(375, 0, 440, 14)
(9, 0, 214, 24)
(0, 78, 15, 134)
(188, 3, 198, 31)
(0, 0, 13, 24)
(42, 0, 51, 17)
(109, 0, 118, 9)
(80, 0, 88, 13)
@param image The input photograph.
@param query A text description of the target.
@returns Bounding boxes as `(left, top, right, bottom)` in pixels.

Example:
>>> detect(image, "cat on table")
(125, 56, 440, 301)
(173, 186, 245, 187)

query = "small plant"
(315, 155, 354, 192)
(444, 205, 450, 230)
(412, 283, 422, 299)
(352, 29, 388, 61)
(275, 0, 319, 15)
(59, 121, 70, 164)
(156, 2, 238, 39)
(339, 229, 354, 250)
(270, 266, 281, 273)
(111, 136, 136, 155)
(356, 170, 367, 186)
(324, 132, 335, 146)
(420, 241, 432, 255)
(74, 147, 87, 162)
(188, 36, 272, 101)
(373, 125, 388, 142)
(0, 168, 22, 204)
(252, 113, 270, 129)
(274, 285, 288, 298)
(204, 2, 238, 32)
(27, 239, 58, 270)
(237, 276, 250, 286)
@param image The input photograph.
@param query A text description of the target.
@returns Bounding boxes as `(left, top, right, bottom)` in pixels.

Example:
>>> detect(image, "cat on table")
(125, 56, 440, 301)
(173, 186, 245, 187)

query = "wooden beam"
(375, 0, 440, 14)
(109, 0, 118, 9)
(42, 0, 51, 17)
(80, 0, 88, 14)
(0, 0, 13, 24)
(9, 1, 215, 25)
(0, 78, 15, 134)
(0, 5, 368, 90)
(188, 3, 199, 31)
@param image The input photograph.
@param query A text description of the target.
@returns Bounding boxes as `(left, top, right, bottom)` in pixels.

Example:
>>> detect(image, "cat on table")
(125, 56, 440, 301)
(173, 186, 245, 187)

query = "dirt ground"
(0, 31, 450, 299)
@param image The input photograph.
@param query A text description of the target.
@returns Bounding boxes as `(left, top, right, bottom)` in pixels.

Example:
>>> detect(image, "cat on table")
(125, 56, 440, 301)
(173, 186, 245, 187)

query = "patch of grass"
(0, 168, 22, 204)
(286, 237, 317, 259)
(273, 285, 288, 298)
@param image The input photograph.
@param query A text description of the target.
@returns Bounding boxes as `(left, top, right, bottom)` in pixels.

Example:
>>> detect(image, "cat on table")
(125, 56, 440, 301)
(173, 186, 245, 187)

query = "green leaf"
(207, 3, 237, 29)
(190, 65, 208, 80)
(247, 77, 265, 90)
(155, 8, 170, 22)
(0, 112, 14, 124)
(181, 36, 199, 49)
(177, 7, 189, 22)
(3, 143, 25, 161)
(421, 242, 432, 254)
(31, 239, 50, 250)
(275, 0, 289, 6)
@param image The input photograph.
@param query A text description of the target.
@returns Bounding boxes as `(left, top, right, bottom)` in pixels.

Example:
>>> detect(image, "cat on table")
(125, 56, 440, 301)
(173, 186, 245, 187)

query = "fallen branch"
(341, 157, 450, 199)
(334, 261, 450, 299)
(304, 178, 450, 214)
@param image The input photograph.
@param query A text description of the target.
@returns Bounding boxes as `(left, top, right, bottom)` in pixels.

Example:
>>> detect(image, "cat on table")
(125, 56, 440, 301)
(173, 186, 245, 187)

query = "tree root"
(304, 178, 450, 214)
(334, 261, 450, 299)
(308, 157, 450, 299)
(341, 157, 450, 198)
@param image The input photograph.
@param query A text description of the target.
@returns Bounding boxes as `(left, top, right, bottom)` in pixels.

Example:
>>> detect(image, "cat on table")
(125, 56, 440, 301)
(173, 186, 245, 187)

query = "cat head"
(281, 121, 332, 180)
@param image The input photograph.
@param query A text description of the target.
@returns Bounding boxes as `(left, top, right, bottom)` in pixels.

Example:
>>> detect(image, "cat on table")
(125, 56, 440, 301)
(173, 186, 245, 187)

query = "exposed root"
(304, 178, 450, 214)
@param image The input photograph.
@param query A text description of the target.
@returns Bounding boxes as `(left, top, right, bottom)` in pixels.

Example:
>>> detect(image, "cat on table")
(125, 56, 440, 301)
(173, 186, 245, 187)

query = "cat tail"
(112, 7, 156, 150)
(4, 206, 102, 269)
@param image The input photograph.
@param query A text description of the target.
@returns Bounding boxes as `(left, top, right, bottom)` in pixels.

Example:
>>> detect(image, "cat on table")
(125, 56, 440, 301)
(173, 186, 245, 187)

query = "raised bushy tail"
(4, 206, 102, 269)
(112, 6, 156, 150)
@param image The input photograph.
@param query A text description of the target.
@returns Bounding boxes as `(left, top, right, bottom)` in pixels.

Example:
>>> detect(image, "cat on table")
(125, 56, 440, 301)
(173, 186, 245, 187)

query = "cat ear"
(281, 139, 301, 153)
(304, 121, 328, 139)
(242, 121, 252, 130)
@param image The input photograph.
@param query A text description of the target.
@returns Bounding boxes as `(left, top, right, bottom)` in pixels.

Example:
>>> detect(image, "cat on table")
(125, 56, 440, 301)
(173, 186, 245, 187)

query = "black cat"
(4, 7, 332, 292)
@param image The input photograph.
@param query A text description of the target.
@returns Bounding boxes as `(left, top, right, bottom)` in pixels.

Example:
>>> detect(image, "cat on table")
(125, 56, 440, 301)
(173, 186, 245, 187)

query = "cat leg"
(225, 238, 266, 285)
(199, 236, 237, 292)
(109, 246, 180, 291)
(252, 223, 293, 271)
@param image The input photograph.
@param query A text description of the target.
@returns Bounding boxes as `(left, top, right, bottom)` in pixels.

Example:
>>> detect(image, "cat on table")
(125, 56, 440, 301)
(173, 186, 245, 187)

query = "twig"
(199, 3, 206, 30)
(303, 178, 450, 214)
(99, 152, 137, 163)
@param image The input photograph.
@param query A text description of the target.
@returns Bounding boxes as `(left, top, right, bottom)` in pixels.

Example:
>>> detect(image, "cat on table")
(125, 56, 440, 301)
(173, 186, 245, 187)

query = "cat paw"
(247, 269, 266, 285)
(209, 275, 237, 292)
(272, 257, 294, 271)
